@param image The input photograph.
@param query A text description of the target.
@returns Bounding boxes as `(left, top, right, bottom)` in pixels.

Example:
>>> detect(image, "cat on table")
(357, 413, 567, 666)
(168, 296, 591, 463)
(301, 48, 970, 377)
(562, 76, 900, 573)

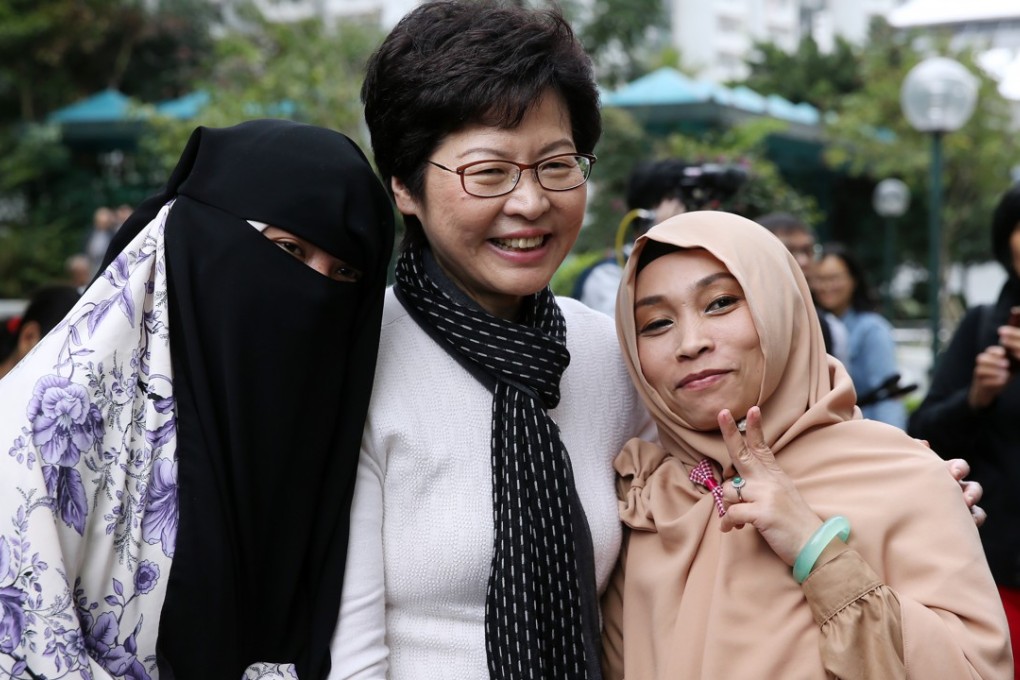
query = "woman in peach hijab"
(602, 211, 1011, 679)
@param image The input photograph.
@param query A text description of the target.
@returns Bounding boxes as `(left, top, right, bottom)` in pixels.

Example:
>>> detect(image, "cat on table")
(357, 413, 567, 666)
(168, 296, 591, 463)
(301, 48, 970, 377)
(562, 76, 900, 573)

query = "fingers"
(960, 478, 983, 508)
(976, 346, 1010, 376)
(997, 324, 1020, 355)
(946, 458, 970, 483)
(971, 504, 988, 528)
(742, 407, 781, 472)
(946, 465, 985, 526)
(718, 409, 750, 476)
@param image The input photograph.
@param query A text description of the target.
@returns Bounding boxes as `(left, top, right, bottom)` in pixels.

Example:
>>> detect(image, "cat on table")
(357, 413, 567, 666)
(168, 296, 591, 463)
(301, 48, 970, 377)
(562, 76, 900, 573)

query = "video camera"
(671, 163, 749, 210)
(613, 160, 751, 265)
(627, 159, 750, 215)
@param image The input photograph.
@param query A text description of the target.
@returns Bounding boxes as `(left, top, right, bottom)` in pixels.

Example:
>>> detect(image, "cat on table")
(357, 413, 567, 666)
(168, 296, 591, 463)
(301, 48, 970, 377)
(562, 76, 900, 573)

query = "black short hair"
(626, 159, 692, 210)
(819, 242, 876, 312)
(361, 0, 601, 248)
(755, 211, 813, 236)
(992, 182, 1020, 275)
(20, 285, 81, 339)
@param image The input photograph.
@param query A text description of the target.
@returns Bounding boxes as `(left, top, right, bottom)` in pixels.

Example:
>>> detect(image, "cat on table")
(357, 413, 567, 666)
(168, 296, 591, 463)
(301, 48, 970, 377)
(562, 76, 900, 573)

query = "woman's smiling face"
(391, 90, 587, 320)
(634, 247, 764, 430)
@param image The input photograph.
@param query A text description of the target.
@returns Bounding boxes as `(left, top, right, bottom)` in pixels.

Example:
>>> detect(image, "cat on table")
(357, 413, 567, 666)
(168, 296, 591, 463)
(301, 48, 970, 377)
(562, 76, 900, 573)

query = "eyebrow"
(455, 138, 576, 160)
(634, 271, 738, 309)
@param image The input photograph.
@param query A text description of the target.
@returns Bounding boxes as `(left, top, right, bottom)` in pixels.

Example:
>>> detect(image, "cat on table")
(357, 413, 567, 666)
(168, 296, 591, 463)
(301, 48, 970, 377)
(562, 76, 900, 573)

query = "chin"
(500, 271, 559, 297)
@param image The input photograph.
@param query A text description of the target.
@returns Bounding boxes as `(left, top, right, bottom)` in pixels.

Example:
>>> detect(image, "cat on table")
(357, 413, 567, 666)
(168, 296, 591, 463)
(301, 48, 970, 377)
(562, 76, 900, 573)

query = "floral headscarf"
(0, 120, 394, 679)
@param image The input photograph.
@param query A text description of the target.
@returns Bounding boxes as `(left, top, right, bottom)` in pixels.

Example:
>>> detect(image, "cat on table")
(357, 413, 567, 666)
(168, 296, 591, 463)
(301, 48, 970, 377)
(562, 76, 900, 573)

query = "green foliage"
(578, 107, 655, 253)
(741, 35, 861, 110)
(185, 7, 384, 146)
(551, 250, 607, 297)
(579, 0, 669, 87)
(661, 119, 821, 222)
(0, 0, 218, 297)
(0, 0, 215, 124)
(821, 21, 1018, 268)
(0, 1, 385, 297)
(0, 124, 97, 297)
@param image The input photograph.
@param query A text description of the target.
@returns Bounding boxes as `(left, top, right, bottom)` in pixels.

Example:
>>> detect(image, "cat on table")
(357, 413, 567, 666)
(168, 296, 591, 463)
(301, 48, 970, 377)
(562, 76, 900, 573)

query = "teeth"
(495, 236, 544, 249)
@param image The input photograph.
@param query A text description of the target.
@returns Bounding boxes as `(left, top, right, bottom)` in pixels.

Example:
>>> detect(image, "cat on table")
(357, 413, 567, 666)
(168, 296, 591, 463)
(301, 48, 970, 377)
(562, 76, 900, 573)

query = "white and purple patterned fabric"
(1, 204, 176, 678)
(0, 204, 301, 680)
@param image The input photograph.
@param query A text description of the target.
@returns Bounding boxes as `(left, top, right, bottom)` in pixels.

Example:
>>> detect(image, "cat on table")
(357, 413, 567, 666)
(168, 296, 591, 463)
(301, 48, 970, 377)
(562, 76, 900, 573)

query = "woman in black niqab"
(0, 118, 393, 679)
(148, 120, 392, 678)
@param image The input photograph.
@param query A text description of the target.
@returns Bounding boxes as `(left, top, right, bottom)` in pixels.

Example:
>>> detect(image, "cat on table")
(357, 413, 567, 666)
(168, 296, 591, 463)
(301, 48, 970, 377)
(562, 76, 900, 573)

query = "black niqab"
(104, 119, 393, 678)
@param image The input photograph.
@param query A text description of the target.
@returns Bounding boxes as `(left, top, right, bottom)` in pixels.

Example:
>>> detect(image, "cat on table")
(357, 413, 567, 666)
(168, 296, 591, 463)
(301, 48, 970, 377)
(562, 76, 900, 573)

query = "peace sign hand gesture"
(718, 406, 824, 567)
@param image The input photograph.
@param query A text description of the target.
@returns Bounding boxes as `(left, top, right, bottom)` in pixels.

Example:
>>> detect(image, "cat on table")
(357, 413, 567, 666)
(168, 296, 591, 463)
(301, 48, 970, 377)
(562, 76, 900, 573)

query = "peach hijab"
(603, 211, 1010, 679)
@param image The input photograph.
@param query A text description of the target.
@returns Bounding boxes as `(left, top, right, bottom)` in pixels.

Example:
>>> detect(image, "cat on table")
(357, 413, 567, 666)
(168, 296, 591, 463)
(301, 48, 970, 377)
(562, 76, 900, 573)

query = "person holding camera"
(576, 159, 745, 317)
(909, 181, 1020, 670)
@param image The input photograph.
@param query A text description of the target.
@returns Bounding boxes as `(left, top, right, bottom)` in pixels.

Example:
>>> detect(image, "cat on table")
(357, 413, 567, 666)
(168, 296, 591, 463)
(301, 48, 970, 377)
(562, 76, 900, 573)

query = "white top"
(329, 289, 651, 679)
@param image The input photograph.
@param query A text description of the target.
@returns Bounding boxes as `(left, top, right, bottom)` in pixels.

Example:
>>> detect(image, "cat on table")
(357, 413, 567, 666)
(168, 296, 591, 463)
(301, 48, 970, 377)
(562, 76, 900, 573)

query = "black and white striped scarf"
(394, 243, 599, 679)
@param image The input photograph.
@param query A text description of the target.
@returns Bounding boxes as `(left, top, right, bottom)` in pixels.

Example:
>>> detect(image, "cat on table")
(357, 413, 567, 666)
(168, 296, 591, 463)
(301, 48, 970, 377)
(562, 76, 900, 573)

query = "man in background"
(756, 211, 850, 364)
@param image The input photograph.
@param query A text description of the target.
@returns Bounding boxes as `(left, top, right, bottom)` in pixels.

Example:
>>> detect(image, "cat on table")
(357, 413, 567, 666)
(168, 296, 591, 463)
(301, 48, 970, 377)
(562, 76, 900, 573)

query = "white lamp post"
(900, 56, 978, 359)
(873, 178, 911, 316)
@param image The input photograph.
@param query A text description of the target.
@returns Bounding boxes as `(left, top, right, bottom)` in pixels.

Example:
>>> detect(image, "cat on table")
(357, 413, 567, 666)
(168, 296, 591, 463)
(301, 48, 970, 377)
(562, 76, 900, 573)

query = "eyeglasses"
(787, 243, 823, 262)
(426, 152, 596, 198)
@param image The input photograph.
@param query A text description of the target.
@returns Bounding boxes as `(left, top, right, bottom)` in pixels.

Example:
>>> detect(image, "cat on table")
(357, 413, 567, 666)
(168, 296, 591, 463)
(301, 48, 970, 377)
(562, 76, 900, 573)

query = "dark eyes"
(335, 266, 362, 283)
(638, 318, 672, 335)
(275, 241, 303, 258)
(637, 294, 742, 335)
(707, 295, 739, 312)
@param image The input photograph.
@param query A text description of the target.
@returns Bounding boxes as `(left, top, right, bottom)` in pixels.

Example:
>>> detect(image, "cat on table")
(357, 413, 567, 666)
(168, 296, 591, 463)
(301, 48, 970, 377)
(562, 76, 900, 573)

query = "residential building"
(669, 0, 909, 83)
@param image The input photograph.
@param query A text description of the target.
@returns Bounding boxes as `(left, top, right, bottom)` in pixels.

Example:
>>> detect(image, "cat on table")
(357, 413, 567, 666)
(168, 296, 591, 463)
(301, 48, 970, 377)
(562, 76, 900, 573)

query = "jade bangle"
(792, 515, 851, 584)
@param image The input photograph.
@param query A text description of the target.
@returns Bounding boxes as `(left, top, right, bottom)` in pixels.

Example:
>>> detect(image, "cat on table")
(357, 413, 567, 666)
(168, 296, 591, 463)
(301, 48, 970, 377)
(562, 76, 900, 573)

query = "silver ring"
(732, 476, 746, 503)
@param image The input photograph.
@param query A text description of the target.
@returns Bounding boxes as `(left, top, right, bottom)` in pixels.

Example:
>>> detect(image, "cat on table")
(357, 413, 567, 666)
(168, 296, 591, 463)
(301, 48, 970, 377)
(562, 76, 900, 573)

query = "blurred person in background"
(813, 242, 908, 429)
(0, 284, 80, 380)
(115, 203, 134, 230)
(909, 181, 1020, 674)
(574, 159, 689, 316)
(0, 314, 21, 370)
(65, 253, 93, 293)
(755, 212, 849, 365)
(575, 159, 746, 317)
(84, 205, 118, 275)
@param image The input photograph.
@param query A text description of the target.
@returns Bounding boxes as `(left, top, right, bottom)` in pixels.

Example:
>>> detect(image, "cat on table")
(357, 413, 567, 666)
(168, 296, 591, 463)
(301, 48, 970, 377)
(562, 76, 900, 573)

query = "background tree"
(822, 19, 1017, 316)
(741, 34, 861, 111)
(0, 0, 216, 297)
(141, 5, 383, 172)
(578, 0, 670, 87)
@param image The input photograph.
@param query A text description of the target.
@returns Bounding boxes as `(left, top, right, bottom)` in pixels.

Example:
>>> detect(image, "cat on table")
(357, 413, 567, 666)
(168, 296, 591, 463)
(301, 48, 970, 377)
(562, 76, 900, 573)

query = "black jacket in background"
(909, 280, 1020, 587)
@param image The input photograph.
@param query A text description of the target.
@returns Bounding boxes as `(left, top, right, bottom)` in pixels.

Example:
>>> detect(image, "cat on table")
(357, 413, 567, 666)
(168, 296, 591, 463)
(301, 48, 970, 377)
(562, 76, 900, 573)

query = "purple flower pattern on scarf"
(1, 206, 176, 678)
(133, 561, 159, 595)
(0, 585, 26, 655)
(142, 458, 178, 557)
(28, 375, 103, 468)
(76, 578, 153, 680)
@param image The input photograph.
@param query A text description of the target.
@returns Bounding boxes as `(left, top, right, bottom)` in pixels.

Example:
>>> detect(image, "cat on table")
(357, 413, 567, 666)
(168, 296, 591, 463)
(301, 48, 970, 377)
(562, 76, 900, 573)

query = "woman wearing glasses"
(329, 2, 983, 678)
(328, 2, 649, 678)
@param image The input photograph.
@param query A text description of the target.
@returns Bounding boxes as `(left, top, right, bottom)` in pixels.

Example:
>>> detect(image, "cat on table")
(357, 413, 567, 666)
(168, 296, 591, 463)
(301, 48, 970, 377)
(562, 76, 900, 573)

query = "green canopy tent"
(601, 67, 836, 222)
(47, 89, 210, 151)
(47, 89, 150, 152)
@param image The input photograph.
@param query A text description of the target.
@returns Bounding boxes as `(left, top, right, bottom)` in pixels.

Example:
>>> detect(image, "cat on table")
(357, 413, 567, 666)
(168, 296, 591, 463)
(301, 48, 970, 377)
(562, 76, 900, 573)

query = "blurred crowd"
(0, 202, 134, 379)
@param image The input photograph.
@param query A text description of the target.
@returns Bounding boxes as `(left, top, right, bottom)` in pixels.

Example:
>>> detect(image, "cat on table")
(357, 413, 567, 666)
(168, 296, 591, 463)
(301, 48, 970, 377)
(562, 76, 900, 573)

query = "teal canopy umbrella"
(47, 89, 212, 151)
(47, 89, 150, 151)
(602, 67, 821, 139)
